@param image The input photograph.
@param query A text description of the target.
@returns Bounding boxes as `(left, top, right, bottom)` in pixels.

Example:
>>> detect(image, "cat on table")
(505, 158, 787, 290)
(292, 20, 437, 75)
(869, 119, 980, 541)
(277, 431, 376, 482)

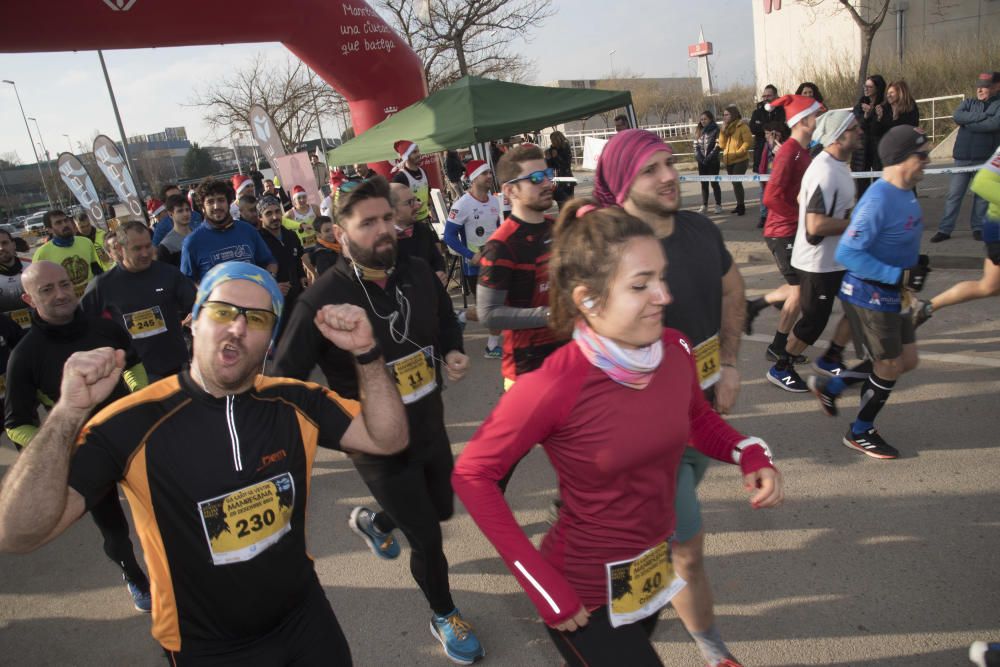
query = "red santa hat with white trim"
(394, 140, 418, 162)
(464, 159, 491, 182)
(291, 185, 307, 199)
(147, 198, 166, 217)
(231, 174, 254, 197)
(766, 94, 823, 128)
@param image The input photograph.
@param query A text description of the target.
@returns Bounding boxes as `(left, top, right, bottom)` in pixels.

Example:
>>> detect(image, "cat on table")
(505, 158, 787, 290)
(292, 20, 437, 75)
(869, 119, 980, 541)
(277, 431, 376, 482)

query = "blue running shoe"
(766, 365, 808, 392)
(348, 506, 401, 560)
(483, 345, 502, 359)
(812, 356, 847, 377)
(126, 578, 152, 613)
(430, 608, 485, 665)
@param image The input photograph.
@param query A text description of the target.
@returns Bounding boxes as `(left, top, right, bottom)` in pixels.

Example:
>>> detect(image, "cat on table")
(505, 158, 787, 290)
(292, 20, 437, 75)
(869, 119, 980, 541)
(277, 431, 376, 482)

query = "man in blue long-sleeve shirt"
(180, 178, 278, 284)
(813, 126, 932, 460)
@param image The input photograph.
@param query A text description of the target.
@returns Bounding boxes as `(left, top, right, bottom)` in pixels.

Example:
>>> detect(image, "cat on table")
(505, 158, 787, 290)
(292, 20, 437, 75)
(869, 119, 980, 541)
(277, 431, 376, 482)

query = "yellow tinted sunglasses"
(202, 300, 277, 331)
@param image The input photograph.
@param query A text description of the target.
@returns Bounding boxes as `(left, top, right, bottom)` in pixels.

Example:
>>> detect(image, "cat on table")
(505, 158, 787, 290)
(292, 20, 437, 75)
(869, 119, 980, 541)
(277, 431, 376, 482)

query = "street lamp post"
(2, 80, 55, 209)
(29, 117, 64, 208)
(62, 133, 74, 153)
(609, 49, 616, 76)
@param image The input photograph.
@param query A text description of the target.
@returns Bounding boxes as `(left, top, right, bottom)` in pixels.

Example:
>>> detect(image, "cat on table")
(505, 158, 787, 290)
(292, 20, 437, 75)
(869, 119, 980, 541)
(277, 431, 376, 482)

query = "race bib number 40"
(606, 542, 686, 628)
(387, 346, 437, 405)
(197, 473, 295, 566)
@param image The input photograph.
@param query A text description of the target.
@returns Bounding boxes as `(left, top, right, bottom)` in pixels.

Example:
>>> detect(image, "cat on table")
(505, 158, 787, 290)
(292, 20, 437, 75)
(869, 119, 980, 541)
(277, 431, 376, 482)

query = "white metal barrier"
(546, 94, 966, 166)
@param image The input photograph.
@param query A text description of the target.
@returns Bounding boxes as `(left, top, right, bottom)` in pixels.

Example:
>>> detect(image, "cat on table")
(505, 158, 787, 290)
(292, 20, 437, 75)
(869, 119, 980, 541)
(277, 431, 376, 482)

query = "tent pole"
(626, 102, 638, 130)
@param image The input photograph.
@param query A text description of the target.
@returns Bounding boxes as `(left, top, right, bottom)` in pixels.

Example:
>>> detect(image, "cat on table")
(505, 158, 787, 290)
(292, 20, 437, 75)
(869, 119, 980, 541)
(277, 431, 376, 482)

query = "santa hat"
(186, 189, 197, 206)
(393, 140, 418, 162)
(147, 198, 166, 217)
(464, 160, 491, 182)
(766, 94, 823, 128)
(232, 174, 254, 197)
(291, 185, 307, 199)
(329, 169, 346, 189)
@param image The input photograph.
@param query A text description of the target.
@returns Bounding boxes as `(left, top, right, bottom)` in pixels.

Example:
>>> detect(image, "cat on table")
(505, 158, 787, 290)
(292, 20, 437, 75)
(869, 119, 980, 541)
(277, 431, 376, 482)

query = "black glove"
(902, 254, 931, 292)
(987, 242, 1000, 266)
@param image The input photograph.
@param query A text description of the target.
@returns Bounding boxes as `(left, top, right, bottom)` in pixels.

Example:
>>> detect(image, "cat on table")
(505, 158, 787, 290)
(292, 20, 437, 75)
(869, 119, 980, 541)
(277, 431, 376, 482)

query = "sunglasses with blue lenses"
(504, 168, 555, 186)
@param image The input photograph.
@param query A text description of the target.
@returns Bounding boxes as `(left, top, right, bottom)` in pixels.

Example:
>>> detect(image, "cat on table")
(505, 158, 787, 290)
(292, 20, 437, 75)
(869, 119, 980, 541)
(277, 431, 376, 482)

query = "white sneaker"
(714, 204, 723, 214)
(697, 205, 708, 213)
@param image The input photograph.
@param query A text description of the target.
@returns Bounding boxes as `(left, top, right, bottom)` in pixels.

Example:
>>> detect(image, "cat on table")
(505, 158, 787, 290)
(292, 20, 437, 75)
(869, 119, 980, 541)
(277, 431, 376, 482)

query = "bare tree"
(838, 0, 892, 99)
(0, 152, 20, 168)
(378, 0, 552, 91)
(800, 0, 891, 99)
(189, 54, 348, 151)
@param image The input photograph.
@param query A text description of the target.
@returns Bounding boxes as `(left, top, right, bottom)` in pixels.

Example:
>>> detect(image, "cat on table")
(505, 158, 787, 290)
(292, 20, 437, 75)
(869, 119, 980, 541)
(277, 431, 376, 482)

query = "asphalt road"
(1, 177, 997, 666)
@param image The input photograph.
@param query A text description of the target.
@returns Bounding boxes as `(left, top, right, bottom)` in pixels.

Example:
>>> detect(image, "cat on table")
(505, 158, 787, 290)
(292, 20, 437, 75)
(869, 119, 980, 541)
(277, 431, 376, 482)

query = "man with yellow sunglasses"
(0, 261, 407, 664)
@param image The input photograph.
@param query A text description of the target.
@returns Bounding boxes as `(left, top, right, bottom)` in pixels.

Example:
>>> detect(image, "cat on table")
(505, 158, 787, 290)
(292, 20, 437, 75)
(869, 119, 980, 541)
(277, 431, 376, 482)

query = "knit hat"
(393, 140, 418, 162)
(232, 174, 254, 197)
(593, 129, 673, 207)
(766, 94, 822, 128)
(291, 185, 307, 200)
(878, 125, 930, 167)
(812, 109, 856, 147)
(193, 261, 284, 345)
(464, 159, 491, 181)
(147, 198, 166, 217)
(256, 194, 282, 214)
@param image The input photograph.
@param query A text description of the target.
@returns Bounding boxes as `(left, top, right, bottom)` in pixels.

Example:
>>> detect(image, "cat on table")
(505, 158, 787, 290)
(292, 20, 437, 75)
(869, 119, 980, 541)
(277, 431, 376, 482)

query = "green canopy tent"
(326, 75, 635, 171)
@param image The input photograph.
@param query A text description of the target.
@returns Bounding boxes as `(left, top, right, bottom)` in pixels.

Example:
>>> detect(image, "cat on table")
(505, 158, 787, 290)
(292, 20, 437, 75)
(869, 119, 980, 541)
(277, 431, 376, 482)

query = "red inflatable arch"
(0, 0, 427, 177)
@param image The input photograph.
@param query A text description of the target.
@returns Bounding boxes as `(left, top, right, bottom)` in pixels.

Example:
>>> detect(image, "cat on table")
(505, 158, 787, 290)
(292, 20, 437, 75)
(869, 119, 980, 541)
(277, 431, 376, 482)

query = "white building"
(753, 0, 1000, 95)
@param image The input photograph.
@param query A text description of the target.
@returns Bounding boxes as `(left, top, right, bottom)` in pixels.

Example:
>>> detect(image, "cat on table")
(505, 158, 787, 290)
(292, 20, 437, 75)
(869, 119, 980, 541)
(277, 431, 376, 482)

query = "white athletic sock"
(487, 334, 500, 349)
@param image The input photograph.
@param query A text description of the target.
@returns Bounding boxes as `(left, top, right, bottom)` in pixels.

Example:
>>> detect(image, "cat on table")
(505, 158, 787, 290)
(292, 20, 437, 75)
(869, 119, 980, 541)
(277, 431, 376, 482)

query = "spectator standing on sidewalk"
(853, 74, 893, 196)
(750, 85, 785, 220)
(930, 72, 1000, 243)
(719, 105, 752, 216)
(885, 80, 920, 129)
(694, 110, 723, 214)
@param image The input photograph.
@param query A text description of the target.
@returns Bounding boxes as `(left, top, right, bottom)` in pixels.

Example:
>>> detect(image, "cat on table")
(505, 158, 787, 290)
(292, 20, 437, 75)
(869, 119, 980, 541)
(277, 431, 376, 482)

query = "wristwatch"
(353, 343, 383, 365)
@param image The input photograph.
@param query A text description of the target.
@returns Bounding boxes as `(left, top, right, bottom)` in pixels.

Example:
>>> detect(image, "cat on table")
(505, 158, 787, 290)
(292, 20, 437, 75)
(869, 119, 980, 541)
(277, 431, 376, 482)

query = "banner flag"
(92, 135, 144, 219)
(57, 152, 107, 229)
(249, 104, 287, 179)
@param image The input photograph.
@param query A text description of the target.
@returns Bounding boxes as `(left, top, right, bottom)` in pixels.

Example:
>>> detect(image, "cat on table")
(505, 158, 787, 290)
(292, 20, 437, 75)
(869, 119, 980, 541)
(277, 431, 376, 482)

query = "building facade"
(753, 0, 1000, 94)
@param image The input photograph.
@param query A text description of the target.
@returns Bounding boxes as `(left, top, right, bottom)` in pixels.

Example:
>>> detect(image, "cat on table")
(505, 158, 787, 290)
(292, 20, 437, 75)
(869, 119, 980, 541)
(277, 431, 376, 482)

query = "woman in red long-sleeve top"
(452, 202, 784, 666)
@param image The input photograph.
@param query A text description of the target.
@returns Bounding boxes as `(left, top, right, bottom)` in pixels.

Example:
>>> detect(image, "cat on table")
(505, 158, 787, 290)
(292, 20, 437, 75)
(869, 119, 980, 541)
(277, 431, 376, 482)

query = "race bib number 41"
(694, 334, 721, 390)
(197, 473, 295, 566)
(606, 542, 686, 628)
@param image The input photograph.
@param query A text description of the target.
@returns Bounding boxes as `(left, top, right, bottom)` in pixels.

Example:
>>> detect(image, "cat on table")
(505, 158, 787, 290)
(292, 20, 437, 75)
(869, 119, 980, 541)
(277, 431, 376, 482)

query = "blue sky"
(0, 0, 753, 164)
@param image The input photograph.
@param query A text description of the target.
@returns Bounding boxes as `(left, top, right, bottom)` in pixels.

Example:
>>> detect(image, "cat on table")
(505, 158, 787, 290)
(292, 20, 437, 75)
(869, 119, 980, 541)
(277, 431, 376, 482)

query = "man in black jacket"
(4, 260, 152, 612)
(749, 84, 786, 174)
(273, 176, 485, 665)
(258, 194, 305, 341)
(391, 182, 447, 283)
